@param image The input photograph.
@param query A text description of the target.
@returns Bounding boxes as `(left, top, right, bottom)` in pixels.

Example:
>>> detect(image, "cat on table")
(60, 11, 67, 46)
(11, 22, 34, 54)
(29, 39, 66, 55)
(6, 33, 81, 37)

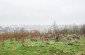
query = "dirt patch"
(75, 51, 85, 55)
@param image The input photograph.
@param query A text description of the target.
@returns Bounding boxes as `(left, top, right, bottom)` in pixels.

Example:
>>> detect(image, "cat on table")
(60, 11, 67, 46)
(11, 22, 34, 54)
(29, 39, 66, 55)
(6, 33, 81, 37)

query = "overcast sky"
(0, 0, 85, 26)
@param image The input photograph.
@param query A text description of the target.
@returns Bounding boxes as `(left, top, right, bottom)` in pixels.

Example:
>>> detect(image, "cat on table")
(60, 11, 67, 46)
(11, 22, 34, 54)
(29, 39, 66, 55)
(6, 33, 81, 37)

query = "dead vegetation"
(0, 24, 85, 46)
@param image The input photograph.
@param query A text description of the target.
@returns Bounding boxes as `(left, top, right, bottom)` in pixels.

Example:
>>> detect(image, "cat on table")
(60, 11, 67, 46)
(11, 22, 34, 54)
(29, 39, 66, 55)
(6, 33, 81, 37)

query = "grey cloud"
(0, 0, 85, 26)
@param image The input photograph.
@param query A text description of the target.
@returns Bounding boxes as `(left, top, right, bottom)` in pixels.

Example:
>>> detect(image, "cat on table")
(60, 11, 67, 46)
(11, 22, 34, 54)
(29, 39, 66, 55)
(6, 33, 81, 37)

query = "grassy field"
(0, 37, 85, 55)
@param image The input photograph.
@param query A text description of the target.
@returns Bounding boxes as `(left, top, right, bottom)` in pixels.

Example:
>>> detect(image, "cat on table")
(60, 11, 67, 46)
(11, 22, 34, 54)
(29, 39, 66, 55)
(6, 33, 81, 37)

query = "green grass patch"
(0, 38, 85, 55)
